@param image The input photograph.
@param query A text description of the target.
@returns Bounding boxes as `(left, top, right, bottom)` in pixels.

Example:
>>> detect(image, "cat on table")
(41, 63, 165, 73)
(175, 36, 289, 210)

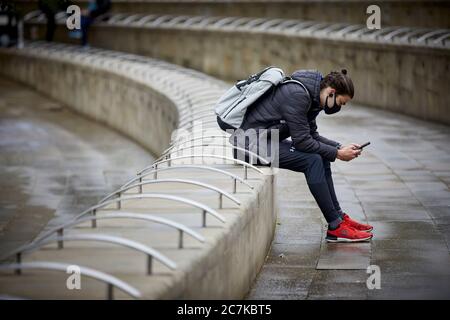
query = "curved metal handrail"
(162, 143, 270, 165)
(180, 118, 223, 132)
(195, 16, 223, 28)
(179, 113, 216, 126)
(75, 194, 226, 228)
(33, 212, 205, 249)
(433, 32, 450, 45)
(99, 178, 240, 209)
(399, 28, 429, 43)
(228, 17, 253, 29)
(0, 261, 141, 299)
(182, 16, 206, 27)
(121, 165, 254, 192)
(365, 26, 397, 40)
(119, 14, 145, 25)
(139, 154, 264, 179)
(168, 133, 230, 147)
(289, 21, 320, 33)
(417, 29, 448, 43)
(146, 15, 172, 27)
(334, 24, 364, 37)
(274, 19, 300, 30)
(213, 17, 239, 28)
(383, 27, 411, 41)
(164, 15, 191, 27)
(299, 22, 329, 35)
(345, 26, 374, 38)
(179, 109, 215, 123)
(242, 18, 268, 29)
(318, 23, 348, 36)
(135, 14, 158, 26)
(107, 13, 129, 24)
(164, 135, 232, 153)
(11, 234, 177, 276)
(257, 18, 285, 31)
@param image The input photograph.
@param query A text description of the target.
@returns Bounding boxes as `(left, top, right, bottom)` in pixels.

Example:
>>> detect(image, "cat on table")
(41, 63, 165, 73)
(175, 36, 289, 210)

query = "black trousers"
(276, 141, 342, 223)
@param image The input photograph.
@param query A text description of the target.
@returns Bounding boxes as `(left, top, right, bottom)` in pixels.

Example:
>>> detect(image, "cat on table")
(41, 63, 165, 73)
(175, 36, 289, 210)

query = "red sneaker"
(326, 222, 373, 243)
(342, 213, 373, 232)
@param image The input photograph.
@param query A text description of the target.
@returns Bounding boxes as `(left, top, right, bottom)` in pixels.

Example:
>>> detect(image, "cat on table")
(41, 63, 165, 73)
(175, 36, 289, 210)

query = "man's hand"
(337, 144, 362, 161)
(349, 143, 362, 150)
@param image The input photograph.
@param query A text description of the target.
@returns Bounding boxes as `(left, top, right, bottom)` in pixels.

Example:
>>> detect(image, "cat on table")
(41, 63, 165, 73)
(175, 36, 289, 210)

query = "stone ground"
(247, 102, 450, 299)
(0, 78, 153, 257)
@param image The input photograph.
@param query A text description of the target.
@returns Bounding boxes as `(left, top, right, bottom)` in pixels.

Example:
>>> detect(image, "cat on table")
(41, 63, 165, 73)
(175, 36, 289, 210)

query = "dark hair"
(320, 69, 354, 98)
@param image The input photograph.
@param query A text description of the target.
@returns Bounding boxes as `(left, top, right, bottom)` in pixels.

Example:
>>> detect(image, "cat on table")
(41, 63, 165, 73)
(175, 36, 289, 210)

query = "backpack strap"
(236, 66, 281, 90)
(281, 76, 311, 99)
(280, 77, 313, 110)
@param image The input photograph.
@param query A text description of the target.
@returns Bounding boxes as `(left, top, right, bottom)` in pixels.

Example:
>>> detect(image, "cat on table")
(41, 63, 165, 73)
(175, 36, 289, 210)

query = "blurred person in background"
(38, 0, 71, 41)
(69, 0, 111, 47)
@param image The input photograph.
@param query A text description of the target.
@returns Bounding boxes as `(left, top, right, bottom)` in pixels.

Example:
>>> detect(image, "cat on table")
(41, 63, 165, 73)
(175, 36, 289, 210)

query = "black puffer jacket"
(240, 69, 341, 162)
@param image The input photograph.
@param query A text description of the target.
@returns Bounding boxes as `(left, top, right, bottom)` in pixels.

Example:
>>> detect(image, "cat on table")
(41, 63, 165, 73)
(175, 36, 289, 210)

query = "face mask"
(323, 93, 341, 115)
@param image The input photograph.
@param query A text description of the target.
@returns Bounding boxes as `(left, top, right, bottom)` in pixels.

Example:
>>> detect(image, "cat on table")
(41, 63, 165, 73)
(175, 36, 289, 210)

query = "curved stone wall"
(24, 14, 450, 125)
(0, 43, 276, 299)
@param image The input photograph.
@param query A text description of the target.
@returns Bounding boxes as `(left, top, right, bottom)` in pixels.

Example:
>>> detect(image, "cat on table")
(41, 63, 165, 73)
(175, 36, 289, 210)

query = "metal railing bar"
(417, 29, 448, 43)
(227, 17, 253, 28)
(168, 133, 230, 148)
(140, 154, 264, 180)
(135, 14, 158, 26)
(120, 14, 145, 25)
(121, 165, 253, 192)
(213, 17, 239, 28)
(256, 18, 285, 31)
(74, 194, 226, 227)
(163, 15, 191, 27)
(383, 27, 412, 41)
(162, 144, 270, 165)
(0, 261, 141, 299)
(149, 15, 176, 27)
(12, 234, 177, 275)
(32, 212, 205, 249)
(433, 32, 450, 45)
(100, 179, 241, 208)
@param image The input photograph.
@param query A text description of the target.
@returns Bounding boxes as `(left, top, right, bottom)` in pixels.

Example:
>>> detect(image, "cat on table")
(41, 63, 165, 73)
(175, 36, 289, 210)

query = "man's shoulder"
(278, 81, 310, 98)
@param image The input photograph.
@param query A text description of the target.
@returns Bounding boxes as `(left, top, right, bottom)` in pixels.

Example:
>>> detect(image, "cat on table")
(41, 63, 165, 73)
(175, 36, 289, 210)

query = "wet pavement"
(0, 78, 153, 257)
(247, 103, 450, 299)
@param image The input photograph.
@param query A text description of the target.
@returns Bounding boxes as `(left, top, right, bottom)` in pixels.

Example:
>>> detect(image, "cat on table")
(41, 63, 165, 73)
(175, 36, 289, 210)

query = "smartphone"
(359, 142, 371, 149)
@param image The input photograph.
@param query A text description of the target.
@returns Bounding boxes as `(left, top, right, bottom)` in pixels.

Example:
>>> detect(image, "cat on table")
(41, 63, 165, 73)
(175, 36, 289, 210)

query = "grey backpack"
(214, 66, 309, 129)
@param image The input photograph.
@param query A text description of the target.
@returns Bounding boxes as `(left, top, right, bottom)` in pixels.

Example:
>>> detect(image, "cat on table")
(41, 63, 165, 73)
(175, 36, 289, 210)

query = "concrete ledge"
(0, 42, 276, 299)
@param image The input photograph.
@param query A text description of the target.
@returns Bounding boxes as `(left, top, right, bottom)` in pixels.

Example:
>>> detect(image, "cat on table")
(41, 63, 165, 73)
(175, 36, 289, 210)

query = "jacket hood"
(291, 70, 323, 111)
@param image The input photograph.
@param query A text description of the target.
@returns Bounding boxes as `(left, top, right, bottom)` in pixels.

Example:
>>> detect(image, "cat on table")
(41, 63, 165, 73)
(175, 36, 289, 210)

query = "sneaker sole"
(326, 235, 373, 243)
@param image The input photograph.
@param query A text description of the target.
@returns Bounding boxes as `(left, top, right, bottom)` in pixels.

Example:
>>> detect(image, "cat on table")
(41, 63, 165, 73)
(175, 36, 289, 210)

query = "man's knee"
(322, 158, 331, 171)
(308, 154, 324, 167)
